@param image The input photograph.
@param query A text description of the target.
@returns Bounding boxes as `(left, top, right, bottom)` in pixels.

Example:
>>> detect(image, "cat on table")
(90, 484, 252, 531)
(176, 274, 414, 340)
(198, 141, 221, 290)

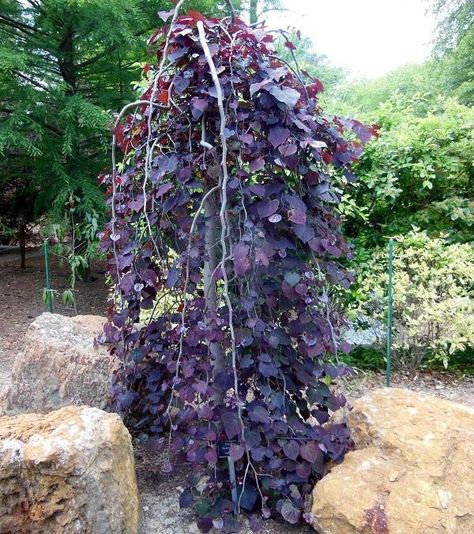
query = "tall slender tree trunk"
(19, 221, 26, 269)
(203, 189, 225, 398)
(58, 25, 77, 94)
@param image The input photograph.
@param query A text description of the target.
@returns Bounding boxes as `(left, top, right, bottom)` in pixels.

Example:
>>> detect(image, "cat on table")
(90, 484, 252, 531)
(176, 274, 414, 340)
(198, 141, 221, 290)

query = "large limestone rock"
(312, 388, 474, 534)
(1, 313, 116, 414)
(0, 405, 139, 533)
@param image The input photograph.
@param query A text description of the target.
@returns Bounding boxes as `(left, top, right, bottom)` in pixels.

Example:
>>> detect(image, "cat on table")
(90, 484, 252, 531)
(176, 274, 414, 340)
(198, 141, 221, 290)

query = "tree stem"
(203, 190, 225, 385)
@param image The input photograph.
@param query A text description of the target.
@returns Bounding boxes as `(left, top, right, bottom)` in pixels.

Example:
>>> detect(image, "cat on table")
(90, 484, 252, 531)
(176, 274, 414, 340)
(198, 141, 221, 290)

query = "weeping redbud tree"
(100, 6, 374, 531)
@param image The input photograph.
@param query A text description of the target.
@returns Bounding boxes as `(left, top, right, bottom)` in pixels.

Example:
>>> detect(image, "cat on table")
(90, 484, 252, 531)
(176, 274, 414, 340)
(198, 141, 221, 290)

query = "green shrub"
(342, 346, 385, 370)
(352, 230, 474, 369)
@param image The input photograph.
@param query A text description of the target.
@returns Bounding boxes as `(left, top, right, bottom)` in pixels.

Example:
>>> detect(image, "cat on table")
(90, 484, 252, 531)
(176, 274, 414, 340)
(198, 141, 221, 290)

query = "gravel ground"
(345, 367, 474, 407)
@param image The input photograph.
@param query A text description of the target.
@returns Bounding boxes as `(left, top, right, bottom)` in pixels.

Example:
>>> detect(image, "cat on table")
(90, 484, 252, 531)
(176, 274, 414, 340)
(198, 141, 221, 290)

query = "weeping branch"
(197, 19, 244, 433)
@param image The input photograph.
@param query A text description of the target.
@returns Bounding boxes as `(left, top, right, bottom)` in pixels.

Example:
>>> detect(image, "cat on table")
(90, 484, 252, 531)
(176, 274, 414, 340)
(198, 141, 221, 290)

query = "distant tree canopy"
(276, 33, 346, 94)
(330, 62, 447, 118)
(444, 22, 474, 103)
(327, 0, 474, 370)
(326, 0, 474, 249)
(431, 0, 474, 103)
(431, 0, 474, 52)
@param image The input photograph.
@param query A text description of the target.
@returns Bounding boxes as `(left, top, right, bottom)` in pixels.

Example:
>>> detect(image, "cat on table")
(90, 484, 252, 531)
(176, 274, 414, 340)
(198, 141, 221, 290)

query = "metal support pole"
(44, 239, 53, 313)
(385, 238, 394, 387)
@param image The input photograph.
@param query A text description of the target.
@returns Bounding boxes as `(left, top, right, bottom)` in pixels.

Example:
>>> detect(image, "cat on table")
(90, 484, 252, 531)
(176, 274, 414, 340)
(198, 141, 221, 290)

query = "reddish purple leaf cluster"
(100, 11, 375, 531)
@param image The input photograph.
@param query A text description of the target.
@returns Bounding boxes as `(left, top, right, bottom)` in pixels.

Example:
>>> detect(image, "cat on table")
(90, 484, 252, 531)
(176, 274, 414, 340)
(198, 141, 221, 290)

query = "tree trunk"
(249, 0, 258, 24)
(19, 221, 26, 269)
(203, 190, 225, 394)
(58, 25, 77, 94)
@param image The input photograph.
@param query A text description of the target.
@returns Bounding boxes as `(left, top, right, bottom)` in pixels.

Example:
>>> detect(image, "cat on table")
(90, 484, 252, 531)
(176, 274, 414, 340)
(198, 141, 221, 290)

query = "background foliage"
(4, 1, 472, 364)
(0, 0, 225, 285)
(1, 0, 473, 530)
(324, 1, 474, 372)
(352, 230, 474, 369)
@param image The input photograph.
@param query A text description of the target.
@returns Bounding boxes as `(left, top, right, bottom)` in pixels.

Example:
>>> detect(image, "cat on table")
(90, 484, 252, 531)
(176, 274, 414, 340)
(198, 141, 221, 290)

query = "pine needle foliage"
(0, 0, 223, 246)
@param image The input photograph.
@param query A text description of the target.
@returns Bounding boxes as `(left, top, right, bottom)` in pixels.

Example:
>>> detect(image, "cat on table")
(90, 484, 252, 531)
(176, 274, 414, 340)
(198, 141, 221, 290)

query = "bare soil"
(0, 252, 108, 389)
(1, 249, 473, 533)
(345, 367, 474, 407)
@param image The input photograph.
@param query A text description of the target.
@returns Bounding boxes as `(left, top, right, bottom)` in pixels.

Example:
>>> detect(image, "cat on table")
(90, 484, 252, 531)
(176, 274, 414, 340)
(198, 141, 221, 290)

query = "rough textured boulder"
(0, 405, 139, 533)
(1, 313, 116, 415)
(312, 388, 474, 534)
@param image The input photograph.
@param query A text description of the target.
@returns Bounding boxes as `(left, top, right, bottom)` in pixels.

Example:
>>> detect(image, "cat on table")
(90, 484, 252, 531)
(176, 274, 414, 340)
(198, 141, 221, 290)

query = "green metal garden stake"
(44, 239, 53, 313)
(385, 238, 394, 387)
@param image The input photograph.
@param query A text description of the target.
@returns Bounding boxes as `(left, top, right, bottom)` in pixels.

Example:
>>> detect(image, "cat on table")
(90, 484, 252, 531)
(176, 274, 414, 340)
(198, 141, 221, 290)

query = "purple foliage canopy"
(100, 10, 375, 531)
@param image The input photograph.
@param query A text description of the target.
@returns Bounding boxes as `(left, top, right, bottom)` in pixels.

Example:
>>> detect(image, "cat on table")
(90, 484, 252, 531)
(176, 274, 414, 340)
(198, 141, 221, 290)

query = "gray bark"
(203, 190, 225, 394)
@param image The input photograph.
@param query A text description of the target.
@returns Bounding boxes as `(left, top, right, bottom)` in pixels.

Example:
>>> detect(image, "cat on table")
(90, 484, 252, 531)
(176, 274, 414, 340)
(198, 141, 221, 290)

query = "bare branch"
(77, 46, 117, 70)
(258, 6, 287, 18)
(0, 14, 43, 36)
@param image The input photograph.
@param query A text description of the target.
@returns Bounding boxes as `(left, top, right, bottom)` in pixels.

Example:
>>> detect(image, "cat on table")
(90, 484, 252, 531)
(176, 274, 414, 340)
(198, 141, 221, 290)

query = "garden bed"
(1, 253, 473, 532)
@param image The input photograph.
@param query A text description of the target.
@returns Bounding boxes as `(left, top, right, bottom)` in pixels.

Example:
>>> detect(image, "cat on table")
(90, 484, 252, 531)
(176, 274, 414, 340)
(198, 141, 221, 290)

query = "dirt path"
(0, 246, 43, 265)
(0, 252, 108, 389)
